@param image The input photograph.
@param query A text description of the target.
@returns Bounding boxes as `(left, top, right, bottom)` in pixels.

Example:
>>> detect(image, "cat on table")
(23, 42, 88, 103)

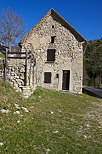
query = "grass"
(0, 79, 102, 153)
(0, 53, 5, 59)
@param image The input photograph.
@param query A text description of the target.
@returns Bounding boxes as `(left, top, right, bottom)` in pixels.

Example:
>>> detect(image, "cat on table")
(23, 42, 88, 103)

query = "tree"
(0, 8, 26, 46)
(83, 39, 102, 87)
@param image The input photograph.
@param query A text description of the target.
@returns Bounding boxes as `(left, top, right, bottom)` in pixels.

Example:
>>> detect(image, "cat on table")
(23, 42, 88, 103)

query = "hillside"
(84, 38, 102, 87)
(0, 79, 102, 153)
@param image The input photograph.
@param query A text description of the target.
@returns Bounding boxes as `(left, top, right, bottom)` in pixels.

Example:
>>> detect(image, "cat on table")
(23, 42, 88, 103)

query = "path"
(83, 86, 102, 98)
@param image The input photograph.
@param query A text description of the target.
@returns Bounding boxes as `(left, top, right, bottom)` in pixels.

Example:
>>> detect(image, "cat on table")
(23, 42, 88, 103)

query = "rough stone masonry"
(20, 9, 87, 94)
(0, 9, 87, 97)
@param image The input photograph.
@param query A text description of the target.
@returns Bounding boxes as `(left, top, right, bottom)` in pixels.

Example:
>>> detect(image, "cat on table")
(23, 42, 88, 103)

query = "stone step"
(19, 84, 37, 98)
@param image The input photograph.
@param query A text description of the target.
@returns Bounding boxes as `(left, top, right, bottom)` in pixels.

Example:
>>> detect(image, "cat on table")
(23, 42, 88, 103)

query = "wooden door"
(62, 70, 70, 90)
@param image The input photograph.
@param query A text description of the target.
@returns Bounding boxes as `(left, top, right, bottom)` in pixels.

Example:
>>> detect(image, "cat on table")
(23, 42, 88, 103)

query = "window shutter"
(44, 72, 51, 83)
(47, 49, 56, 61)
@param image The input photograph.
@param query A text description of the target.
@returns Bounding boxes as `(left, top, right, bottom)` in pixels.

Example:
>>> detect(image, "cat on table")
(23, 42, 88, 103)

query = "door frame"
(58, 69, 72, 91)
(62, 70, 70, 90)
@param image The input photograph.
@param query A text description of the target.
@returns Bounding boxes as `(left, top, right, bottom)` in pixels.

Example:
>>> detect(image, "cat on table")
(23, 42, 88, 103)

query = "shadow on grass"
(82, 88, 102, 99)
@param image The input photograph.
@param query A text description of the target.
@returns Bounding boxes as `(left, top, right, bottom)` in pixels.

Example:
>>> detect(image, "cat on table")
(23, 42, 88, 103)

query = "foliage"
(84, 38, 102, 87)
(0, 54, 5, 59)
(0, 8, 26, 46)
(0, 80, 102, 153)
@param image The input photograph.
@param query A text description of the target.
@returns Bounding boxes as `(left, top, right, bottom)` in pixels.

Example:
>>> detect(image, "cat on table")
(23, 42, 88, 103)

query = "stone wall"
(0, 53, 36, 98)
(7, 60, 25, 91)
(21, 13, 85, 94)
(0, 10, 86, 96)
(0, 57, 4, 79)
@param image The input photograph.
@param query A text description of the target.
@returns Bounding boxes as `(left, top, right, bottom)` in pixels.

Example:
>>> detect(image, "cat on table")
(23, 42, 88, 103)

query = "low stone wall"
(0, 57, 4, 79)
(7, 60, 25, 92)
(0, 56, 36, 98)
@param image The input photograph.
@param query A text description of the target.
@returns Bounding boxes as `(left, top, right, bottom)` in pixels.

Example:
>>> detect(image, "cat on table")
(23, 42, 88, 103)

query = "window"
(52, 25, 54, 28)
(56, 74, 59, 78)
(44, 72, 51, 83)
(51, 36, 55, 43)
(47, 49, 56, 61)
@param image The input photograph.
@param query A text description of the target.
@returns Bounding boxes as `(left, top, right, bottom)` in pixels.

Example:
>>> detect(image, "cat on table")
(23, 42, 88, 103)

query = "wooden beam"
(25, 50, 28, 86)
(4, 48, 8, 81)
(8, 51, 31, 54)
(29, 57, 32, 86)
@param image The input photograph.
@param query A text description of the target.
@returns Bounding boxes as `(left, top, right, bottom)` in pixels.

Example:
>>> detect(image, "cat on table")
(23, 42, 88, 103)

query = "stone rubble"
(1, 109, 10, 113)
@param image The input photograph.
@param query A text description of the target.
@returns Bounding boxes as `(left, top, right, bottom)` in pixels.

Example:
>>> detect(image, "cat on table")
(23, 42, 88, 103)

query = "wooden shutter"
(47, 49, 56, 61)
(44, 72, 51, 83)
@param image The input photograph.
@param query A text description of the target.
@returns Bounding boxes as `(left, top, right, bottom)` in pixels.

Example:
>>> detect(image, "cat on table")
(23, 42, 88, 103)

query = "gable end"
(20, 9, 86, 45)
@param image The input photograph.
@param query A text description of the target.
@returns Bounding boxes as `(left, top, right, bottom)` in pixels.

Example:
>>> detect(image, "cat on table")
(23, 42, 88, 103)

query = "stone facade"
(20, 9, 86, 94)
(0, 9, 86, 97)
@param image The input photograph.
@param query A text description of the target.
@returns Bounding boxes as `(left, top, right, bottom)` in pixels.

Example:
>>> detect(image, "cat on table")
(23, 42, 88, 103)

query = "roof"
(0, 45, 21, 54)
(20, 9, 86, 44)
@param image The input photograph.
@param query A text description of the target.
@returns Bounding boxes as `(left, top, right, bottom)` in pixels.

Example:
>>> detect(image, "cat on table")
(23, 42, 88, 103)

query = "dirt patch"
(79, 99, 102, 127)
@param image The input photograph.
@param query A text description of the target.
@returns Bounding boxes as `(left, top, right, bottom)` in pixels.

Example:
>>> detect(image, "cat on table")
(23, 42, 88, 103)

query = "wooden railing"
(0, 47, 35, 86)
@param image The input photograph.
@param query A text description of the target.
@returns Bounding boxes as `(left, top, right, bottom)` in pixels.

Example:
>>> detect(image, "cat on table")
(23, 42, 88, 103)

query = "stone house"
(20, 9, 87, 94)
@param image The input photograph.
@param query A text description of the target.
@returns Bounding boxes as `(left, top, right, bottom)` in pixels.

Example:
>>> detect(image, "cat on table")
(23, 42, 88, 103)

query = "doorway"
(62, 70, 70, 90)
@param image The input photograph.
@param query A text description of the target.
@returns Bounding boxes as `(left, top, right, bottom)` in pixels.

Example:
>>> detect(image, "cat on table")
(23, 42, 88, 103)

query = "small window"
(56, 74, 59, 78)
(44, 72, 51, 83)
(52, 25, 54, 28)
(51, 36, 55, 43)
(47, 49, 56, 61)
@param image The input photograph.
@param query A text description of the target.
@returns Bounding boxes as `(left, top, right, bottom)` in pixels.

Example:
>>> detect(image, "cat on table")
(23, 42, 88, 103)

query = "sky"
(0, 0, 102, 41)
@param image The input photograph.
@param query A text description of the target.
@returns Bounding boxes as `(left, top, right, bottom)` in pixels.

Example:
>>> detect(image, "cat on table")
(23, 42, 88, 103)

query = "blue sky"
(0, 0, 102, 41)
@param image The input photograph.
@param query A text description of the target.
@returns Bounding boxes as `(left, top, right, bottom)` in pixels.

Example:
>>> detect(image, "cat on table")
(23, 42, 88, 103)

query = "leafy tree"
(84, 39, 102, 87)
(0, 8, 26, 46)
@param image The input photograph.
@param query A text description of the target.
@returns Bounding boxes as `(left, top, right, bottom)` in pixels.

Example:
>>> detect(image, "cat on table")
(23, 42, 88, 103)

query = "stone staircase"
(20, 84, 37, 98)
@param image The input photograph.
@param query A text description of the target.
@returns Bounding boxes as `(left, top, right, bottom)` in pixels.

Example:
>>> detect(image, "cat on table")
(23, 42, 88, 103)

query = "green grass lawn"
(0, 79, 102, 154)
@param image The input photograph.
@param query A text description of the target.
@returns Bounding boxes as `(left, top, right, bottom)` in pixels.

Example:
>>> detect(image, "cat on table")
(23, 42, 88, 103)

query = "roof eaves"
(51, 9, 86, 42)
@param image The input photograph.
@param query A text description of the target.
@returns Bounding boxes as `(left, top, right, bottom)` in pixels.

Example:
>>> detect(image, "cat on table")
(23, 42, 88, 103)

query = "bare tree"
(0, 8, 26, 46)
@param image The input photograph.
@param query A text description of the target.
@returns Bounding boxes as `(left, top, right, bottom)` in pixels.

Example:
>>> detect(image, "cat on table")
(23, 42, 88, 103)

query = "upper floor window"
(51, 36, 55, 43)
(56, 73, 59, 78)
(47, 49, 56, 62)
